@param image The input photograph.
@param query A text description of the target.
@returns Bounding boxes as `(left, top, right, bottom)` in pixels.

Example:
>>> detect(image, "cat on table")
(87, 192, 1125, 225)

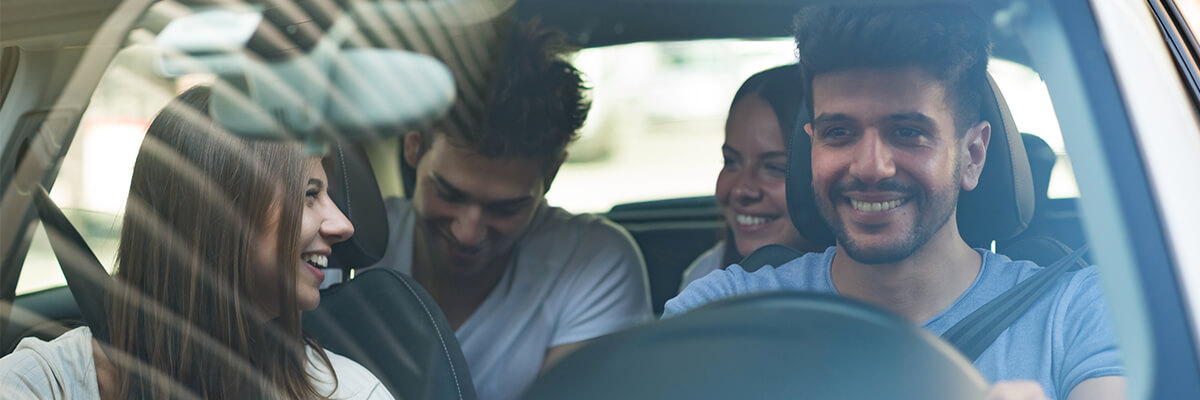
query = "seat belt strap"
(941, 245, 1090, 362)
(738, 244, 804, 273)
(31, 186, 113, 344)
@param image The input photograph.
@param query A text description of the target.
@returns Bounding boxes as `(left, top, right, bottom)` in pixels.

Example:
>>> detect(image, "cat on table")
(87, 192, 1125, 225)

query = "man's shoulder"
(774, 247, 837, 270)
(980, 250, 1102, 291)
(522, 204, 638, 254)
(976, 250, 1108, 318)
(688, 246, 835, 286)
(664, 247, 836, 318)
(514, 205, 647, 303)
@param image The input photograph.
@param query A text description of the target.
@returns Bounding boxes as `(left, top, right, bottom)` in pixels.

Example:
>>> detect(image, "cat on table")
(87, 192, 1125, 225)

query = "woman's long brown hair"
(106, 86, 337, 398)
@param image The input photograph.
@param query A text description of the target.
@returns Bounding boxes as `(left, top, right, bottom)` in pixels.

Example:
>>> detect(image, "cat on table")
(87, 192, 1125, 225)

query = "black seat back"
(1020, 133, 1056, 210)
(995, 134, 1090, 266)
(326, 141, 389, 270)
(607, 196, 723, 314)
(312, 141, 476, 399)
(305, 269, 476, 400)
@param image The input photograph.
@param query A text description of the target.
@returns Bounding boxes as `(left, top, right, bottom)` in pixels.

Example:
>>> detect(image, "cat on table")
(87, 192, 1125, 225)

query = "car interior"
(4, 0, 1199, 398)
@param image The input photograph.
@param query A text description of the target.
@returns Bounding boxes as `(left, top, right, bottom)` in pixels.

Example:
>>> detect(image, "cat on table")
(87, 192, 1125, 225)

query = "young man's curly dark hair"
(421, 19, 590, 173)
(793, 5, 991, 135)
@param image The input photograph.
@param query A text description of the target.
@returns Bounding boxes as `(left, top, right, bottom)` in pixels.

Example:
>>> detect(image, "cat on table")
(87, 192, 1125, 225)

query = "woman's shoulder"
(308, 346, 395, 400)
(0, 326, 99, 398)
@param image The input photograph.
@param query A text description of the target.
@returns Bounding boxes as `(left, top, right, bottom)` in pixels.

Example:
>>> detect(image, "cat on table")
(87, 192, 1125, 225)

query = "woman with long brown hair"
(0, 86, 393, 399)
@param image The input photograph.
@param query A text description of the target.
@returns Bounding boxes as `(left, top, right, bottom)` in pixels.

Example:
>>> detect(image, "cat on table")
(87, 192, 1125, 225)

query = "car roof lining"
(518, 0, 1031, 66)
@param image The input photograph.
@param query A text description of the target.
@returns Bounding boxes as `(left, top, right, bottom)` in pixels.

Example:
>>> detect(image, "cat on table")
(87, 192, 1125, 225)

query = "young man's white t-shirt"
(369, 197, 653, 400)
(0, 326, 392, 399)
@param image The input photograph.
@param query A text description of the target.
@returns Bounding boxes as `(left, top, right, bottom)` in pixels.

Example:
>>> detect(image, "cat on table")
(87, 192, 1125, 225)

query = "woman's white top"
(0, 326, 393, 399)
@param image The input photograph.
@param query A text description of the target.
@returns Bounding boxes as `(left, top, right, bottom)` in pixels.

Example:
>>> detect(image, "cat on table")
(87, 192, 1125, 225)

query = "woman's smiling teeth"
(850, 199, 906, 212)
(735, 214, 775, 226)
(303, 254, 328, 268)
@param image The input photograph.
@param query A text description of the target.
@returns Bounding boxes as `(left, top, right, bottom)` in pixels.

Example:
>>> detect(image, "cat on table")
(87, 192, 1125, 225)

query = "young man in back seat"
(664, 5, 1123, 400)
(368, 21, 652, 400)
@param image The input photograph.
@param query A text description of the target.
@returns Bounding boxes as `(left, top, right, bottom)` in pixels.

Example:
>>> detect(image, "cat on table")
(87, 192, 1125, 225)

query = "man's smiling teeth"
(304, 254, 328, 268)
(736, 214, 773, 226)
(850, 199, 905, 212)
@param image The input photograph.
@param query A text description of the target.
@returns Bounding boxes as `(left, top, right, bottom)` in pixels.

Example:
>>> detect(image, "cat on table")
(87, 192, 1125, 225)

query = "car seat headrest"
(786, 73, 1034, 249)
(325, 141, 389, 269)
(1020, 133, 1056, 205)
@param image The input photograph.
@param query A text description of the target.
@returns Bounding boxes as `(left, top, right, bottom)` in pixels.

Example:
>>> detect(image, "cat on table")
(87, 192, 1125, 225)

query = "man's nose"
(450, 206, 486, 247)
(849, 130, 896, 184)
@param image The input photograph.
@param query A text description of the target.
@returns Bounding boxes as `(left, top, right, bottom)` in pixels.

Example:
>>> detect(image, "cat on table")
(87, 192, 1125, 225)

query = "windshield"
(5, 1, 1198, 399)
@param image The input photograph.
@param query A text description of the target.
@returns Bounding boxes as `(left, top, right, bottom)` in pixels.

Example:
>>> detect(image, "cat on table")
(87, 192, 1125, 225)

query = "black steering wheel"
(523, 292, 987, 400)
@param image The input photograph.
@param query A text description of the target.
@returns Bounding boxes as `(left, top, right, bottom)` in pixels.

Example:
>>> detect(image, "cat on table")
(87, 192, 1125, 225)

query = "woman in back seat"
(0, 86, 392, 399)
(681, 65, 827, 289)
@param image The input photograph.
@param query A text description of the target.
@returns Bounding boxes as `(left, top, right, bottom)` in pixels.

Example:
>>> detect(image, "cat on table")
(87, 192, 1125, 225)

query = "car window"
(548, 40, 1081, 214)
(989, 59, 1081, 199)
(16, 38, 213, 295)
(547, 39, 798, 213)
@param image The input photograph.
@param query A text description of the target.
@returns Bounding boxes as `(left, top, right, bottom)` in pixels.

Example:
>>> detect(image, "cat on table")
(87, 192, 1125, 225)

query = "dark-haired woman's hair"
(107, 86, 337, 398)
(720, 65, 807, 268)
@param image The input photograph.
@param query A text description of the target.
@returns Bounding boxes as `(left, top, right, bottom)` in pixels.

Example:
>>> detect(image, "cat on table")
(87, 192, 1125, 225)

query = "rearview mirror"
(155, 6, 456, 155)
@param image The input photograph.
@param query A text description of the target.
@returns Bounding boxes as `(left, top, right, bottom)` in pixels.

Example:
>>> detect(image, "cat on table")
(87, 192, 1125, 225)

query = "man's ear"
(804, 122, 815, 140)
(960, 120, 991, 191)
(403, 130, 422, 169)
(542, 152, 567, 194)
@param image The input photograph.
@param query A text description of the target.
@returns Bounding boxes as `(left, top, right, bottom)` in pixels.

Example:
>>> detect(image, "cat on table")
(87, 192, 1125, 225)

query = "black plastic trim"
(1148, 0, 1200, 117)
(0, 47, 18, 110)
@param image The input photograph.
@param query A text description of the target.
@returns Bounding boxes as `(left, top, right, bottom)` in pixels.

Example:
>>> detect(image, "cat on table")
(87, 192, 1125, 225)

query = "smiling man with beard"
(664, 5, 1124, 400)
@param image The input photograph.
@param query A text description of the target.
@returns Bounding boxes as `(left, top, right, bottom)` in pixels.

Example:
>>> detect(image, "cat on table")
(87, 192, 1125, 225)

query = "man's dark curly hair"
(421, 19, 590, 171)
(793, 5, 991, 135)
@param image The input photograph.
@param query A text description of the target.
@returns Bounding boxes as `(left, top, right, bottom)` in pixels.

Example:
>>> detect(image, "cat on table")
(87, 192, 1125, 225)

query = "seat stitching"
(396, 275, 465, 399)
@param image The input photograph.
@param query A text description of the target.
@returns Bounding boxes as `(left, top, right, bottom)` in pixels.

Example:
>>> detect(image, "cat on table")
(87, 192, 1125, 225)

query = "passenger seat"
(304, 141, 476, 400)
(606, 196, 722, 315)
(996, 134, 1090, 266)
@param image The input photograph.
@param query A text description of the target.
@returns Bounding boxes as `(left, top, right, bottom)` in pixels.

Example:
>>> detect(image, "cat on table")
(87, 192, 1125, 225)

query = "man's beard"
(818, 162, 961, 264)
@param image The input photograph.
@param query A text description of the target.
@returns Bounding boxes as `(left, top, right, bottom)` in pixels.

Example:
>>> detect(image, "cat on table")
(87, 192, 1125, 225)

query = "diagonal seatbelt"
(739, 243, 1091, 363)
(941, 245, 1090, 362)
(738, 244, 804, 272)
(31, 186, 113, 344)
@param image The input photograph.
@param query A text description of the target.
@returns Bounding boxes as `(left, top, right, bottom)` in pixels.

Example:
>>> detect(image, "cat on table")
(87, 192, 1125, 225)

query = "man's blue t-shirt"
(663, 247, 1124, 399)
